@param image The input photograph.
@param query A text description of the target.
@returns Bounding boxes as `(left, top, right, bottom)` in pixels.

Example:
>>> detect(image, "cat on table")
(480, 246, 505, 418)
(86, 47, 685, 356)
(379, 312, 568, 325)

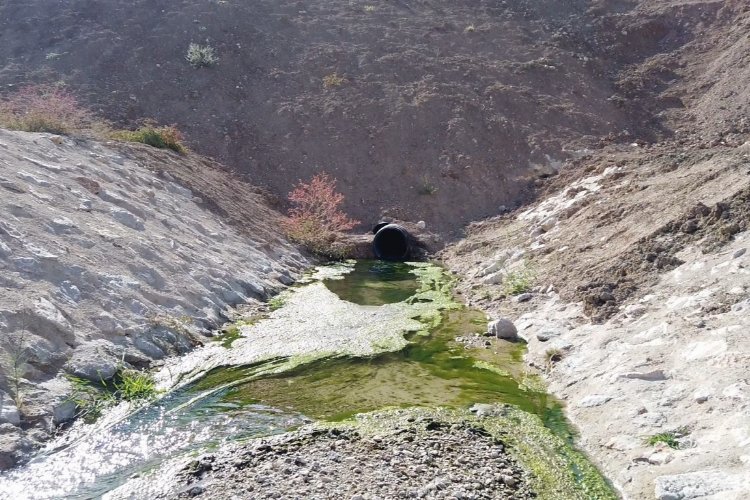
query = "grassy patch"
(111, 124, 187, 153)
(66, 368, 160, 423)
(645, 428, 688, 449)
(268, 294, 287, 311)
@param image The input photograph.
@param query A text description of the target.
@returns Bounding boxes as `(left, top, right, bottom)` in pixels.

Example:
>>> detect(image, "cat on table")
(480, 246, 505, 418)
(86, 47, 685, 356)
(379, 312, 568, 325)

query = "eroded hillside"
(6, 0, 747, 233)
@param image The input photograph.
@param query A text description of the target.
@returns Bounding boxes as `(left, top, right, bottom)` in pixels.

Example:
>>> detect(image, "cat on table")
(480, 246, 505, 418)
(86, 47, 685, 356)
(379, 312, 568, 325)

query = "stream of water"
(0, 260, 568, 499)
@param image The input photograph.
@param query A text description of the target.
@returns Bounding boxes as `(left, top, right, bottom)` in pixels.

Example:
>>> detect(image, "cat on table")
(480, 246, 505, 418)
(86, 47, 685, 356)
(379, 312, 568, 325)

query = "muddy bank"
(0, 130, 308, 468)
(442, 142, 750, 499)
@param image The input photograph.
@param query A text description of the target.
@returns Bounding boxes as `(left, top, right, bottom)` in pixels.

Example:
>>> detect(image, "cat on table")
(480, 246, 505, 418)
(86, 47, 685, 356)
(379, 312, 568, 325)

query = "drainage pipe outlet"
(373, 224, 411, 261)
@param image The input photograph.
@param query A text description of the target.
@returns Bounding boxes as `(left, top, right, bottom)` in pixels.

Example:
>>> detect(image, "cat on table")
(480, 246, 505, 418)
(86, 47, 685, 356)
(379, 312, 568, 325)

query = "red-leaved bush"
(0, 84, 94, 135)
(284, 173, 359, 257)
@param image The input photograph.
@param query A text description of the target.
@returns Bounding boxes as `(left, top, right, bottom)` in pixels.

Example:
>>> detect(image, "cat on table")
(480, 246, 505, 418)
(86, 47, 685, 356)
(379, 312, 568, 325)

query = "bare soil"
(3, 1, 748, 235)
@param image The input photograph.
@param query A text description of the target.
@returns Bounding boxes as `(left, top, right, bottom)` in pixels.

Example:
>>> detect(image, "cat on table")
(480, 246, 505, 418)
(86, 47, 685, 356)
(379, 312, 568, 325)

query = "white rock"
(416, 220, 426, 230)
(0, 240, 11, 258)
(0, 391, 21, 425)
(111, 207, 145, 230)
(655, 470, 747, 500)
(682, 340, 727, 361)
(578, 394, 612, 408)
(540, 216, 557, 232)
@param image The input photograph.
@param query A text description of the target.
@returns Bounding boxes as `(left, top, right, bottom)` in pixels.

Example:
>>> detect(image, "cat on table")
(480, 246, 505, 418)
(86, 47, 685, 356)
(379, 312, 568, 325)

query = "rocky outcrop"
(0, 130, 308, 468)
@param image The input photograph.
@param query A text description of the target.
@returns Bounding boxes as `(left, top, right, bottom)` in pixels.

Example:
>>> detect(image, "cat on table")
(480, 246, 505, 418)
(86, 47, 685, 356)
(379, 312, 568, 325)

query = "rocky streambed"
(0, 260, 615, 499)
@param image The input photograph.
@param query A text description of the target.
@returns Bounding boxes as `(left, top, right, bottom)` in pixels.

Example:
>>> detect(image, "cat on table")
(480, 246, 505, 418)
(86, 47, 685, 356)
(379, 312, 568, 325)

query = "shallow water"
(0, 260, 567, 499)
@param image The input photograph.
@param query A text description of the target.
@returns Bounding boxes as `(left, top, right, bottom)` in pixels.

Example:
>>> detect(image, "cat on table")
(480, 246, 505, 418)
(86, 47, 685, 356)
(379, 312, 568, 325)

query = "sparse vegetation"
(645, 427, 688, 449)
(2, 327, 30, 413)
(186, 43, 218, 68)
(419, 175, 438, 195)
(323, 73, 347, 88)
(464, 24, 476, 33)
(268, 295, 287, 311)
(0, 84, 94, 135)
(284, 172, 360, 258)
(503, 264, 535, 296)
(111, 123, 187, 153)
(67, 368, 159, 423)
(544, 348, 563, 372)
(363, 5, 376, 12)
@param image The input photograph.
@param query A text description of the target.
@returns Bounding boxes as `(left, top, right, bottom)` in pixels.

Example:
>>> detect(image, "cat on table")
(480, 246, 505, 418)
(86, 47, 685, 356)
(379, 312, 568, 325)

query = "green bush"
(111, 124, 186, 153)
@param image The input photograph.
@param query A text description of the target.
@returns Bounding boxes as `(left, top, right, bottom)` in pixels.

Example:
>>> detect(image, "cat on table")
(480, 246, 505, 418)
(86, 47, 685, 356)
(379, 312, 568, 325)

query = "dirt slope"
(2, 0, 722, 235)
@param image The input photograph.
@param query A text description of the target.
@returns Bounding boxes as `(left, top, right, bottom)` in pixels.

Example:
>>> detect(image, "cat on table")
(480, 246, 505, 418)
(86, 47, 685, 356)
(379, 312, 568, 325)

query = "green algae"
(183, 260, 616, 499)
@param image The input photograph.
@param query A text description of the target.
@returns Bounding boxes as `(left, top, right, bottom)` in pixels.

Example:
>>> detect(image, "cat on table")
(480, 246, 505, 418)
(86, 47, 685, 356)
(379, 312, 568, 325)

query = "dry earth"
(0, 129, 308, 469)
(442, 140, 750, 499)
(3, 0, 749, 234)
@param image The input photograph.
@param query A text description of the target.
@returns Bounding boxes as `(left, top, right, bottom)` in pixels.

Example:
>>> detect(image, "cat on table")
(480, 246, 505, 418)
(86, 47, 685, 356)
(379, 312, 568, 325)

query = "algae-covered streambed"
(0, 260, 615, 499)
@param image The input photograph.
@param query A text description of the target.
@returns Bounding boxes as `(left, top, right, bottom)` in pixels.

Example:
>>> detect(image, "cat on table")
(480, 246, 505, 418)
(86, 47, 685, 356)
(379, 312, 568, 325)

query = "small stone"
(577, 394, 612, 408)
(487, 318, 518, 340)
(501, 474, 517, 487)
(733, 248, 746, 259)
(515, 293, 533, 303)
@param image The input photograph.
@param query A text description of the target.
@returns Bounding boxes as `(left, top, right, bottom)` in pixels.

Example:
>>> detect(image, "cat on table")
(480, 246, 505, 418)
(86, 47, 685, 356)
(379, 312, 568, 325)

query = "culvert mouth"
(373, 224, 410, 261)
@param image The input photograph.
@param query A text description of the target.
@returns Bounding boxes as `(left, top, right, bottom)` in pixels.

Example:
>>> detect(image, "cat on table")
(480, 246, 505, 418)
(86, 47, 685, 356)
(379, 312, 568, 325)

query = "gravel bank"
(148, 414, 533, 500)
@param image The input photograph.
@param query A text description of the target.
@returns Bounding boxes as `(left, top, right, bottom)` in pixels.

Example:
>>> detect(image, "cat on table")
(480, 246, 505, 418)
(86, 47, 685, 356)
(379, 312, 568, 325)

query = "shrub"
(284, 172, 359, 258)
(111, 123, 187, 153)
(186, 43, 218, 68)
(323, 73, 347, 88)
(0, 84, 94, 135)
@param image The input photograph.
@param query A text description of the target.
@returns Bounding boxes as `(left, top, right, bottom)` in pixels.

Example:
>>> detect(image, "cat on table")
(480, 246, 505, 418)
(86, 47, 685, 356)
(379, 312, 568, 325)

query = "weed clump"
(503, 264, 535, 296)
(67, 368, 159, 422)
(323, 73, 347, 88)
(645, 427, 688, 449)
(284, 172, 359, 258)
(111, 123, 187, 153)
(186, 43, 218, 68)
(0, 84, 94, 135)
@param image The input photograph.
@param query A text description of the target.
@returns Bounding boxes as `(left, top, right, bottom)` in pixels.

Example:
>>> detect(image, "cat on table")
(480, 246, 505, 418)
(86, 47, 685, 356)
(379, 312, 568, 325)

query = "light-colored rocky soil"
(0, 130, 308, 468)
(442, 141, 750, 499)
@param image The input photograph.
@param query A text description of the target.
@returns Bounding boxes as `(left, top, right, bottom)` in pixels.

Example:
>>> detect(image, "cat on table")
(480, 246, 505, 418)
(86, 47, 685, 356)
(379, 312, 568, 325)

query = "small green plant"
(268, 295, 287, 311)
(419, 175, 438, 195)
(323, 73, 347, 88)
(115, 370, 158, 401)
(503, 264, 535, 296)
(645, 427, 688, 449)
(66, 368, 159, 423)
(363, 5, 376, 12)
(464, 24, 476, 33)
(186, 43, 218, 68)
(111, 124, 187, 153)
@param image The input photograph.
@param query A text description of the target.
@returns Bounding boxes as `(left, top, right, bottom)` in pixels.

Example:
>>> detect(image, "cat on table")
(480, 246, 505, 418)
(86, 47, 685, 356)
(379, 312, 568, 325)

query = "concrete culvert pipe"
(373, 224, 411, 261)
